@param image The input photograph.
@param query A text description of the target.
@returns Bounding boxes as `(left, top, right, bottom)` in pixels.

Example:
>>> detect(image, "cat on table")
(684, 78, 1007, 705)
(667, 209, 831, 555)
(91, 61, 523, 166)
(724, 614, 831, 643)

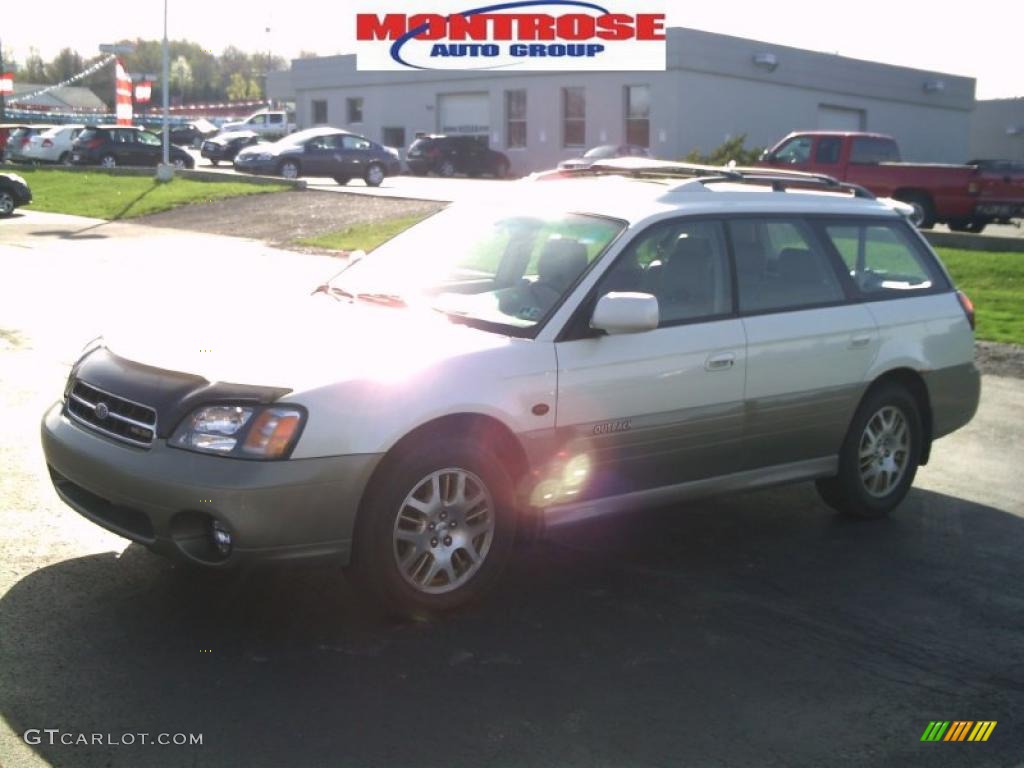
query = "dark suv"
(70, 126, 195, 169)
(407, 135, 510, 178)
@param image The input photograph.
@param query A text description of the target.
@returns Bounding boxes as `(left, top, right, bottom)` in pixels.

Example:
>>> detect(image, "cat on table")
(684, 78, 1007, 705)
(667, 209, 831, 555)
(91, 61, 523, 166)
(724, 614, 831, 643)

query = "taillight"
(956, 290, 975, 330)
(42, 138, 53, 148)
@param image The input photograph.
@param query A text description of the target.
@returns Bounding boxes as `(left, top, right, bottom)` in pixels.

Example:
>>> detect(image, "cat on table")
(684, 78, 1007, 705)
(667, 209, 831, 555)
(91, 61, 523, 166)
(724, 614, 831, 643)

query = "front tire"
(100, 154, 117, 169)
(209, 159, 219, 167)
(278, 160, 300, 179)
(816, 383, 922, 519)
(0, 190, 15, 216)
(348, 438, 518, 617)
(438, 159, 456, 178)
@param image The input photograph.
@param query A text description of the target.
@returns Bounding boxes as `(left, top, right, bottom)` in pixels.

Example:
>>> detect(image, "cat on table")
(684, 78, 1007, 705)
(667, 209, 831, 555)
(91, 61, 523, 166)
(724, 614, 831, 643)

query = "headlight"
(170, 404, 304, 459)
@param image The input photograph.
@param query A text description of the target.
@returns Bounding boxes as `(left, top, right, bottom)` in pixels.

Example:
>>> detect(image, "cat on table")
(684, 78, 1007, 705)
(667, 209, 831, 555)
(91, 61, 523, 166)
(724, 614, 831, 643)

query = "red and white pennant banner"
(115, 58, 133, 125)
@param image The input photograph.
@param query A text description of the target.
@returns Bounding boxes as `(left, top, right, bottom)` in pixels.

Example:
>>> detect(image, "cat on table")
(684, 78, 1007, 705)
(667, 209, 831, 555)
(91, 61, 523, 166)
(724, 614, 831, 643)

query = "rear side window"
(849, 138, 900, 164)
(815, 137, 842, 164)
(821, 221, 946, 296)
(729, 219, 846, 313)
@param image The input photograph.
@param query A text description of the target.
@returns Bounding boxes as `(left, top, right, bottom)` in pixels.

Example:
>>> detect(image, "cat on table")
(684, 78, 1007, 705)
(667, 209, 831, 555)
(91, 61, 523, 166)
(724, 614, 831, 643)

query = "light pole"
(162, 0, 170, 168)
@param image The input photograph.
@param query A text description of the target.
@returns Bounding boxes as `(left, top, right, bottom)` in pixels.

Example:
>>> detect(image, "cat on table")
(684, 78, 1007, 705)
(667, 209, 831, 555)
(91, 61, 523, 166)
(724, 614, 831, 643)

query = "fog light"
(210, 520, 232, 556)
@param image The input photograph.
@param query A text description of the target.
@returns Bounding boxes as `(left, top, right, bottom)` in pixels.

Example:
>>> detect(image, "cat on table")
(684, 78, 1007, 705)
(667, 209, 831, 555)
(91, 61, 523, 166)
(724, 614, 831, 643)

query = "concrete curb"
(3, 162, 305, 189)
(925, 231, 1024, 253)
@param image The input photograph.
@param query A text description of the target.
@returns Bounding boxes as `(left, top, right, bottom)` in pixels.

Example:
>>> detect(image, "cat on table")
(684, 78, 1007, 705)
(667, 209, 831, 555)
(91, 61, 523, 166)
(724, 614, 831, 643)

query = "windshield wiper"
(311, 284, 356, 301)
(355, 292, 407, 308)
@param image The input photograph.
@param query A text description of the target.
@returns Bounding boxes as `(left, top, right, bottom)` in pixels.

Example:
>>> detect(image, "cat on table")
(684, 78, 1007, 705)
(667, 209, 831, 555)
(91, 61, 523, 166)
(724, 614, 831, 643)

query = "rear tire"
(895, 191, 935, 229)
(348, 438, 518, 617)
(364, 162, 385, 187)
(58, 152, 70, 165)
(334, 176, 351, 186)
(100, 154, 117, 169)
(816, 383, 922, 519)
(493, 158, 510, 178)
(438, 159, 456, 178)
(209, 159, 219, 167)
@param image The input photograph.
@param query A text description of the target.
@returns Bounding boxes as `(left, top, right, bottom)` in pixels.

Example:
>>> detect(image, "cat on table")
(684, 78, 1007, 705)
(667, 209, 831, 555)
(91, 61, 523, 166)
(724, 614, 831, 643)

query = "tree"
(46, 48, 84, 84)
(170, 55, 193, 100)
(226, 72, 250, 102)
(21, 48, 49, 83)
(682, 134, 765, 166)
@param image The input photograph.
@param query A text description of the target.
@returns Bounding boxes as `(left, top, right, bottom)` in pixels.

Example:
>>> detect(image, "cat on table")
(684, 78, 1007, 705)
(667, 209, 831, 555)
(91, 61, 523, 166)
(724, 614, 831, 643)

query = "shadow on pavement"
(2, 484, 1022, 767)
(27, 184, 162, 241)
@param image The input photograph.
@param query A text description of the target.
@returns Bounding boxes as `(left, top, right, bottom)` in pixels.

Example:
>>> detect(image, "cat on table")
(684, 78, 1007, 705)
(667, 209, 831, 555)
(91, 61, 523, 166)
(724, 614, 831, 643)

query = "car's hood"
(100, 295, 513, 394)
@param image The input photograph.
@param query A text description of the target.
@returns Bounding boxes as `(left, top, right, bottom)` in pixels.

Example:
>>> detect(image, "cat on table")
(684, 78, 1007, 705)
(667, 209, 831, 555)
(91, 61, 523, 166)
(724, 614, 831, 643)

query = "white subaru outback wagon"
(41, 164, 980, 615)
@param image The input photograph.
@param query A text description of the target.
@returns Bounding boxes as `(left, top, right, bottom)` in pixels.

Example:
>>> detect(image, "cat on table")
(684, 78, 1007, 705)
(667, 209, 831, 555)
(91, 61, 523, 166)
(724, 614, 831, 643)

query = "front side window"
(312, 100, 328, 125)
(822, 221, 945, 296)
(505, 90, 526, 149)
(598, 219, 732, 325)
(136, 131, 161, 146)
(773, 136, 812, 164)
(250, 114, 267, 126)
(347, 97, 364, 124)
(625, 85, 650, 148)
(729, 219, 846, 313)
(330, 208, 624, 335)
(562, 87, 585, 148)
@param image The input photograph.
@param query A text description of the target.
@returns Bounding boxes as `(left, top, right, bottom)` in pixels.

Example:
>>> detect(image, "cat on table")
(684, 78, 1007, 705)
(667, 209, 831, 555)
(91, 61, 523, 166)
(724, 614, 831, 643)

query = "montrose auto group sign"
(348, 0, 666, 70)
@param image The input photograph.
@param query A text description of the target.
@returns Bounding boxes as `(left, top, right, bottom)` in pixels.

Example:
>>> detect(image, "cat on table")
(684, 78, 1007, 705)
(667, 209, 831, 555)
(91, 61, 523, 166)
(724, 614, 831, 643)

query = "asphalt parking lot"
(1, 212, 1022, 767)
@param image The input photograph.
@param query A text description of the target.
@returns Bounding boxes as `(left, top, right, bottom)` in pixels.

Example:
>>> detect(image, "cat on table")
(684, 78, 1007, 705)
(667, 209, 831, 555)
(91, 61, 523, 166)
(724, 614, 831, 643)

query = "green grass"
(936, 248, 1024, 345)
(16, 168, 288, 220)
(296, 214, 432, 252)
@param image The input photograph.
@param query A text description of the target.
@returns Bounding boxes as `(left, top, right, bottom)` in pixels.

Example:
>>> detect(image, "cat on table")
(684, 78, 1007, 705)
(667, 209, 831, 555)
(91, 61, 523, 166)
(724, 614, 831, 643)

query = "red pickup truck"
(759, 132, 1024, 233)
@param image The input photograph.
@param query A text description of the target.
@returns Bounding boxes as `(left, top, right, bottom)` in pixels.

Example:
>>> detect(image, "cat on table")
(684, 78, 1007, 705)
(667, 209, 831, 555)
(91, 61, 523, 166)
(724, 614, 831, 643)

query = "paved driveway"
(1, 213, 1022, 767)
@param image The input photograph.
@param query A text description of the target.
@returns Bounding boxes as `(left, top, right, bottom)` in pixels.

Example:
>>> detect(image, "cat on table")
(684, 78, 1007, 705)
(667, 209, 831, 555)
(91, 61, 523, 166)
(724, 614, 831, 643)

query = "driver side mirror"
(759, 149, 773, 162)
(590, 292, 659, 335)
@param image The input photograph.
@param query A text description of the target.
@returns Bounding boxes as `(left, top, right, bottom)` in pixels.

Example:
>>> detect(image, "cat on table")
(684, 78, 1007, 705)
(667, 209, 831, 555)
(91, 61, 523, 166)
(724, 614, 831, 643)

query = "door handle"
(705, 353, 735, 372)
(848, 334, 872, 349)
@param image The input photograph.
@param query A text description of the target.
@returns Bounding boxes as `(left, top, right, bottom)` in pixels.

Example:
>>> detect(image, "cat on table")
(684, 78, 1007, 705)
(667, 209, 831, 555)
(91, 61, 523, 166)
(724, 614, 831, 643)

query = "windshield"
(329, 207, 625, 336)
(583, 145, 619, 159)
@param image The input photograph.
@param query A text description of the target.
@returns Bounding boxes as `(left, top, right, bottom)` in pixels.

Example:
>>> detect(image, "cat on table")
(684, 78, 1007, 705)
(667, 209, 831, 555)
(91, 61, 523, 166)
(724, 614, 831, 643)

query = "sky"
(1, 0, 1020, 99)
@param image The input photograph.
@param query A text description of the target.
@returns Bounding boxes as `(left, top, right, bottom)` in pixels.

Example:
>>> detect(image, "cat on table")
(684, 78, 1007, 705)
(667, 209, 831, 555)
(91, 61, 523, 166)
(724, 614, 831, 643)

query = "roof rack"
(563, 157, 876, 200)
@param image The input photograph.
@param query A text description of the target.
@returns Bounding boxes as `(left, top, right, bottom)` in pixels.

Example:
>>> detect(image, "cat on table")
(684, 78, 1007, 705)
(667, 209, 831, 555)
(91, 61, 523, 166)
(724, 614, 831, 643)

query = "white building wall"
(283, 27, 976, 174)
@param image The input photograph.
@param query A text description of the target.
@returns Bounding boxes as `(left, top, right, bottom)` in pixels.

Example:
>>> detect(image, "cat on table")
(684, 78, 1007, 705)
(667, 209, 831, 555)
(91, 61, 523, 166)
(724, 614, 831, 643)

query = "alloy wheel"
(0, 192, 14, 215)
(858, 406, 911, 497)
(392, 468, 495, 594)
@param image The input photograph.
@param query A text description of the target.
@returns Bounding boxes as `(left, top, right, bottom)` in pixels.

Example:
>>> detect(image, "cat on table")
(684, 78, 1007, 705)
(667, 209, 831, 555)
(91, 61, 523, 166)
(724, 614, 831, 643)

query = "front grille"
(66, 379, 157, 448)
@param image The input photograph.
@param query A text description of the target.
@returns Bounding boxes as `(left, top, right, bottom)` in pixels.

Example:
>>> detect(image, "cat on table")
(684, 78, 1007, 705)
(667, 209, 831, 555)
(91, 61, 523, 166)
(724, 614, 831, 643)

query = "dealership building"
(268, 26, 976, 174)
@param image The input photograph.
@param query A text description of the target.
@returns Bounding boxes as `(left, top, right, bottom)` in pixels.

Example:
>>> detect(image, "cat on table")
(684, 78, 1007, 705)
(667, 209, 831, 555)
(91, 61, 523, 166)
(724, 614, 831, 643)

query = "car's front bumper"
(41, 402, 382, 567)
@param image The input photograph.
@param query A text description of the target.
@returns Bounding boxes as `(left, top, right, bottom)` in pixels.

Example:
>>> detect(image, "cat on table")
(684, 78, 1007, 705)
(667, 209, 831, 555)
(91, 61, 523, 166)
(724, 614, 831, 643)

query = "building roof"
(8, 82, 108, 111)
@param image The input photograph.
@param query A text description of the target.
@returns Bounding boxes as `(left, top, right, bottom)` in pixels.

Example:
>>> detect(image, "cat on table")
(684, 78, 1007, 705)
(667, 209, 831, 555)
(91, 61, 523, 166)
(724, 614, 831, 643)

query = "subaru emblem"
(94, 402, 109, 420)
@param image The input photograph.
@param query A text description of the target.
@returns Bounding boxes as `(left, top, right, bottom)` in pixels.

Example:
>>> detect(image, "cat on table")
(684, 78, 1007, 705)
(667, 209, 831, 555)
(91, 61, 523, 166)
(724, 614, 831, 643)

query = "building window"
(562, 87, 585, 148)
(312, 99, 328, 125)
(505, 90, 526, 149)
(347, 97, 363, 124)
(625, 85, 650, 148)
(382, 127, 406, 150)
